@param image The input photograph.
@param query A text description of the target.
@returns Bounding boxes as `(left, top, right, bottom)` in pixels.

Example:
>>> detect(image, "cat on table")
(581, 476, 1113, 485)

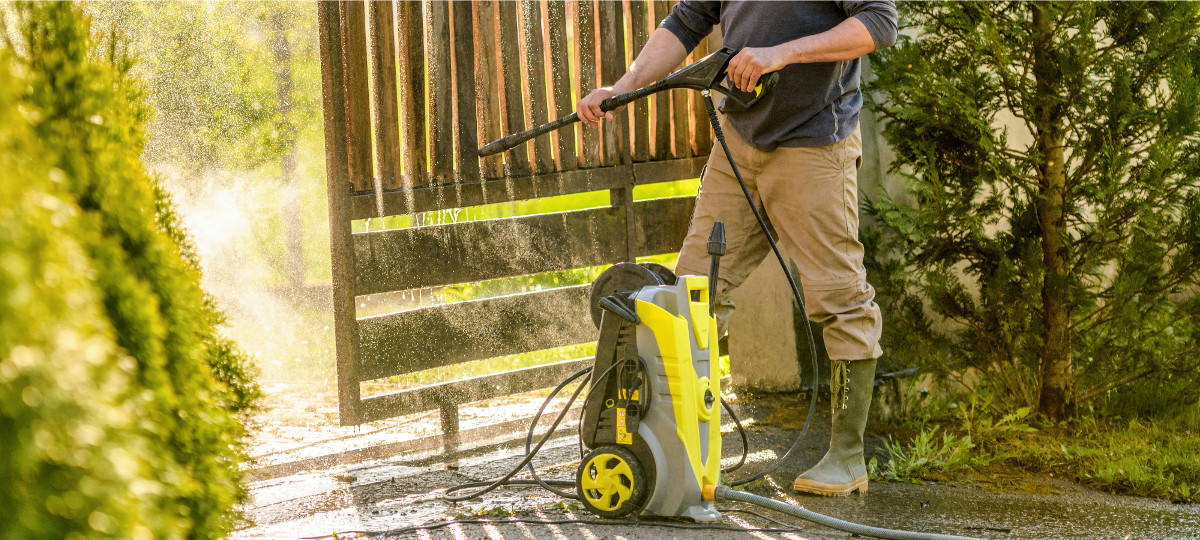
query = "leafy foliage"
(871, 427, 979, 483)
(866, 2, 1200, 417)
(874, 403, 1200, 501)
(0, 3, 259, 538)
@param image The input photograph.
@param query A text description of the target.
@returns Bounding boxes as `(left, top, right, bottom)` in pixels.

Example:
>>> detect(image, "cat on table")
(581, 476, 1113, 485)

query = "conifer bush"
(1, 3, 260, 538)
(866, 3, 1200, 420)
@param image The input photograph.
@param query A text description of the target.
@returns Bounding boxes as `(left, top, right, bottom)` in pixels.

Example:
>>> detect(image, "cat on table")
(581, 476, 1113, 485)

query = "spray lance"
(465, 48, 977, 540)
(478, 47, 778, 157)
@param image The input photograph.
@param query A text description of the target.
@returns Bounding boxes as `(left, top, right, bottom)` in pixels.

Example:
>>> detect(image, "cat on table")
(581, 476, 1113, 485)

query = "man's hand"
(577, 87, 622, 126)
(727, 46, 789, 93)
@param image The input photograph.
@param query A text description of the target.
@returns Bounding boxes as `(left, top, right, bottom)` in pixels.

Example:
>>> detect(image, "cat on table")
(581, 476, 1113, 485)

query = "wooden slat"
(354, 205, 627, 295)
(633, 196, 696, 255)
(631, 153, 706, 185)
(350, 156, 706, 219)
(690, 36, 713, 156)
(358, 359, 591, 423)
(521, 0, 554, 174)
(341, 1, 374, 193)
(357, 286, 595, 380)
(546, 0, 577, 172)
(574, 0, 600, 168)
(369, 1, 401, 191)
(652, 0, 672, 159)
(319, 0, 362, 425)
(473, 1, 505, 180)
(498, 1, 530, 176)
(671, 89, 691, 159)
(597, 0, 626, 166)
(396, 0, 427, 188)
(451, 1, 480, 182)
(628, 0, 651, 162)
(426, 1, 453, 184)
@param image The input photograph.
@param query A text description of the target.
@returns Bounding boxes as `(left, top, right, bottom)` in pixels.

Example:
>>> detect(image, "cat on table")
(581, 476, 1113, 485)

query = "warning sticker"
(615, 408, 633, 445)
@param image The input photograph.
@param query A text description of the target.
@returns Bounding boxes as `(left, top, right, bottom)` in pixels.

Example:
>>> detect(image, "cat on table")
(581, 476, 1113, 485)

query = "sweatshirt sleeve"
(657, 1, 721, 53)
(837, 1, 898, 50)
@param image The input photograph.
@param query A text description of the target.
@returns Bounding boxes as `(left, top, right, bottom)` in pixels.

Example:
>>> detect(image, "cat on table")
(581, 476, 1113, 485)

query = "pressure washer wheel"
(589, 262, 676, 328)
(576, 445, 648, 518)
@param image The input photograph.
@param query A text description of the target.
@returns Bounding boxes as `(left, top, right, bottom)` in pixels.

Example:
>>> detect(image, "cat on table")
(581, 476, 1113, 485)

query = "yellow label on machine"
(615, 408, 632, 445)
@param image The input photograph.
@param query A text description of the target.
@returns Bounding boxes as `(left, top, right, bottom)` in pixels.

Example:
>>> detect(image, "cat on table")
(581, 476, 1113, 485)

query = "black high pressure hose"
(446, 350, 756, 502)
(700, 91, 979, 540)
(444, 359, 644, 501)
(440, 83, 976, 540)
(700, 91, 820, 487)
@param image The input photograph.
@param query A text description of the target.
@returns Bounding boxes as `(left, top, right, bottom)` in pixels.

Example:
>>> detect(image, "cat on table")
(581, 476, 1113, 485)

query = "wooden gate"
(318, 0, 720, 440)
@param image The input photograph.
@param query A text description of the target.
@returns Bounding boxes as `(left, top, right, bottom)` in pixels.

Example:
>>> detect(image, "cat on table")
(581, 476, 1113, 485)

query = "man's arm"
(577, 28, 688, 126)
(727, 1, 898, 93)
(577, 1, 718, 126)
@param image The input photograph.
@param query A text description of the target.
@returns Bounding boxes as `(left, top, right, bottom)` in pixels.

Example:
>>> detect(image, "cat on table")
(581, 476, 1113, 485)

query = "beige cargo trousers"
(674, 120, 883, 361)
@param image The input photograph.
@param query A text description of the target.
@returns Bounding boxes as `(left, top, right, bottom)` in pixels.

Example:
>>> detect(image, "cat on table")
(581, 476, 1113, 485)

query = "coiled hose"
(710, 485, 979, 540)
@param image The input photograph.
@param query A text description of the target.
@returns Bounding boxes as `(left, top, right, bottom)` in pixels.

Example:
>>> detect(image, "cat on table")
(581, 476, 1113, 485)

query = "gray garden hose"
(710, 485, 980, 540)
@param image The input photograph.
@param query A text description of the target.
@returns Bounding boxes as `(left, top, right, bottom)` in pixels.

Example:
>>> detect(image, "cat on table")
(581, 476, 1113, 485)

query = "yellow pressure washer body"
(578, 262, 722, 521)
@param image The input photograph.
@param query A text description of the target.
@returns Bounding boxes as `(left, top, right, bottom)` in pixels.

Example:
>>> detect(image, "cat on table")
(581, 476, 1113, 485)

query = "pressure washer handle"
(477, 80, 668, 157)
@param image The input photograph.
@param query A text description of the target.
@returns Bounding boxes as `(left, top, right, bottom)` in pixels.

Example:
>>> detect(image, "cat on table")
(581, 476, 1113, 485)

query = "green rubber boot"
(793, 358, 876, 496)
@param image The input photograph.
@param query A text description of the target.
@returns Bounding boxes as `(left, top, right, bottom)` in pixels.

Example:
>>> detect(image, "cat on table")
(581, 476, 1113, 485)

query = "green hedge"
(0, 4, 260, 539)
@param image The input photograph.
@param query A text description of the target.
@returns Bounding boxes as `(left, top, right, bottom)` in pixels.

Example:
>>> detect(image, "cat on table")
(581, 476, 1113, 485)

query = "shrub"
(0, 3, 259, 538)
(867, 1, 1200, 420)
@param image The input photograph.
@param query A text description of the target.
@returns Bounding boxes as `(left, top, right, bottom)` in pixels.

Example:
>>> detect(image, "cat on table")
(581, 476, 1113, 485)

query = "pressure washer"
(443, 47, 978, 540)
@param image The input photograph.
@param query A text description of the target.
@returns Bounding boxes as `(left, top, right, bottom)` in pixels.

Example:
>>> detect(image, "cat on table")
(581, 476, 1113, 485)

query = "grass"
(870, 394, 1200, 502)
(1013, 417, 1200, 501)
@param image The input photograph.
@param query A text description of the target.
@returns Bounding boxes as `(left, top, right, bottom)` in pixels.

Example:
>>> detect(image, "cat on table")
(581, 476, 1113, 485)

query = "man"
(577, 2, 898, 496)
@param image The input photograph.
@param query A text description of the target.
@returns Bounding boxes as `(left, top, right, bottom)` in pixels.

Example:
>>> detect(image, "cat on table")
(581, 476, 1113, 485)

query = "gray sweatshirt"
(660, 1, 897, 151)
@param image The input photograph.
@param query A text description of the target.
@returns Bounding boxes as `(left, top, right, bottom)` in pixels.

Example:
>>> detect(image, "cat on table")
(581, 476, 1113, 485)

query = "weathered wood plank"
(357, 286, 595, 380)
(426, 1, 453, 184)
(451, 1, 480, 182)
(631, 153, 706, 185)
(597, 0, 626, 167)
(354, 205, 627, 295)
(396, 0, 427, 188)
(671, 87, 691, 159)
(319, 0, 362, 425)
(690, 35, 713, 156)
(652, 0, 672, 159)
(521, 0, 554, 174)
(498, 1, 530, 176)
(341, 1, 374, 193)
(350, 156, 706, 219)
(574, 0, 600, 168)
(546, 0, 577, 172)
(358, 359, 591, 423)
(473, 1, 505, 180)
(628, 0, 651, 162)
(633, 195, 696, 255)
(369, 1, 401, 191)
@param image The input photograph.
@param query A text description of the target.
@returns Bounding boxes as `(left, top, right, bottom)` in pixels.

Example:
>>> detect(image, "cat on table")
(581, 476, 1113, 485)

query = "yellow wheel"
(576, 445, 647, 518)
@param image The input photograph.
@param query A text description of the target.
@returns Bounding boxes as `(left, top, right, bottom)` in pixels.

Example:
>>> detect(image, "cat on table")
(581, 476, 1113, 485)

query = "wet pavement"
(234, 393, 1200, 539)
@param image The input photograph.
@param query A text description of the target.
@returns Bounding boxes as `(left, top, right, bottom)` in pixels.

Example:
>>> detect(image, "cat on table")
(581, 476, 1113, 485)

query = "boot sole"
(793, 475, 868, 496)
